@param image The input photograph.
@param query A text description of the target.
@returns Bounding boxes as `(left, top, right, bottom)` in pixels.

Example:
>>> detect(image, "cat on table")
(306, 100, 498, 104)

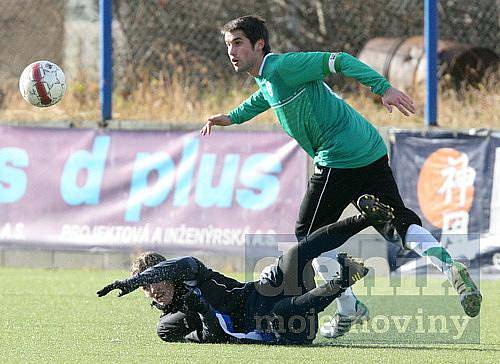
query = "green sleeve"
(277, 52, 331, 88)
(228, 89, 270, 124)
(334, 52, 392, 96)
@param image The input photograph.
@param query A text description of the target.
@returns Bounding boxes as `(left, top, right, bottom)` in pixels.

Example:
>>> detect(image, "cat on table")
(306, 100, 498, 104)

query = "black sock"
(279, 215, 368, 296)
(273, 280, 344, 317)
(291, 280, 344, 313)
(299, 214, 369, 261)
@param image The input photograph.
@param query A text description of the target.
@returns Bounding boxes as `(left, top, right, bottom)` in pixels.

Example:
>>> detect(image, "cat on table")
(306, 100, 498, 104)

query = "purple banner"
(0, 126, 307, 252)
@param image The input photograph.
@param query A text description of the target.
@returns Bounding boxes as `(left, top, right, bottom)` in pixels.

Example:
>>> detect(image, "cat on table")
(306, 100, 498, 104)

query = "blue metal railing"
(99, 1, 440, 127)
(425, 0, 438, 126)
(100, 0, 112, 124)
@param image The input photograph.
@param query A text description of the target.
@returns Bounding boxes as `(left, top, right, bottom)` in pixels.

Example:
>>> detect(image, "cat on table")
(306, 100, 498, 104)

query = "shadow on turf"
(313, 342, 500, 352)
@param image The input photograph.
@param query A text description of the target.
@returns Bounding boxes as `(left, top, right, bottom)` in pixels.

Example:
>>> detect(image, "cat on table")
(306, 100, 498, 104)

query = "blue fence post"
(425, 0, 438, 126)
(100, 0, 112, 124)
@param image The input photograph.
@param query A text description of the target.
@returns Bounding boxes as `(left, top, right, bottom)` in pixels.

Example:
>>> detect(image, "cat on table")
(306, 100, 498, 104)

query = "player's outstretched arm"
(333, 52, 415, 117)
(200, 114, 232, 136)
(97, 257, 204, 298)
(96, 279, 135, 297)
(381, 86, 416, 116)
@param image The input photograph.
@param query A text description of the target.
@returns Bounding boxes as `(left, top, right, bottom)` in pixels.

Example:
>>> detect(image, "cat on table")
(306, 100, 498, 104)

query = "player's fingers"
(401, 96, 416, 113)
(399, 100, 415, 114)
(381, 99, 391, 113)
(395, 103, 410, 116)
(402, 93, 414, 105)
(200, 124, 209, 136)
(392, 100, 409, 114)
(400, 99, 415, 114)
(96, 286, 111, 297)
(401, 95, 411, 105)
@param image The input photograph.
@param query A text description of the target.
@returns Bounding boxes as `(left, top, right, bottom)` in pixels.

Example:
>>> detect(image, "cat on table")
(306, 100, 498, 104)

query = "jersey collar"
(258, 53, 274, 77)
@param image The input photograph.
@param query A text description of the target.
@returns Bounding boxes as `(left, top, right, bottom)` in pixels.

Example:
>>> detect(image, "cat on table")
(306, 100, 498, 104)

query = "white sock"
(312, 256, 358, 315)
(405, 224, 454, 281)
(335, 287, 358, 315)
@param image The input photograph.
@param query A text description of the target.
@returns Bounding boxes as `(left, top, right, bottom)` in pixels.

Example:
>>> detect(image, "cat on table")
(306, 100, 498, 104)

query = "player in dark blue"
(97, 195, 392, 344)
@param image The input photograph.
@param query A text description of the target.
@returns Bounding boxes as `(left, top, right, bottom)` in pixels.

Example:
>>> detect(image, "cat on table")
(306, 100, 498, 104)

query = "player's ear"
(255, 39, 265, 52)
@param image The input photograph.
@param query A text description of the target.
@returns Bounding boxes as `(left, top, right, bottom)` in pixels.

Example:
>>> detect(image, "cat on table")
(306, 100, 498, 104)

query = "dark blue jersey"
(124, 256, 250, 332)
(125, 256, 315, 344)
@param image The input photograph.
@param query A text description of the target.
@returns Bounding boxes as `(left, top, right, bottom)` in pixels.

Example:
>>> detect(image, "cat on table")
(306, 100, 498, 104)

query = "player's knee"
(295, 224, 307, 242)
(157, 318, 187, 342)
(272, 297, 294, 317)
(395, 209, 422, 239)
(408, 212, 422, 227)
(157, 324, 183, 342)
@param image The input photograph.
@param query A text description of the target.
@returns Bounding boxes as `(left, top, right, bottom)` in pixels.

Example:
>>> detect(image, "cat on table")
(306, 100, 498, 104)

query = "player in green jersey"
(200, 15, 482, 338)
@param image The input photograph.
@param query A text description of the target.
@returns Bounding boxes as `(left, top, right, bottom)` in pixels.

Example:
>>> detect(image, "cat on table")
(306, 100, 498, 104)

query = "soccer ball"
(19, 61, 66, 107)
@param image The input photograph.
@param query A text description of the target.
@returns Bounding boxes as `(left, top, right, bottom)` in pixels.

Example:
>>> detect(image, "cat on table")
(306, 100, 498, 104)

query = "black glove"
(96, 279, 134, 297)
(181, 288, 211, 314)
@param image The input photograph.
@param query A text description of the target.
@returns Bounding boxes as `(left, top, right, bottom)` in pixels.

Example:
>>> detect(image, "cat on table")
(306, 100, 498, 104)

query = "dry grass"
(347, 83, 500, 130)
(1, 72, 498, 130)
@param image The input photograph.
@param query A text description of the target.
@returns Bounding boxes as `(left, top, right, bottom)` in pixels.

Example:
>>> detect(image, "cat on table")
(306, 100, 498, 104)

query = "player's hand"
(200, 114, 232, 136)
(381, 87, 415, 116)
(96, 279, 133, 298)
(181, 288, 210, 314)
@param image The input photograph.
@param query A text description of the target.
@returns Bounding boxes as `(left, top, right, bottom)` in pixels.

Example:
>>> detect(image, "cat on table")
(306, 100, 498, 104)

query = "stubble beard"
(233, 54, 257, 74)
(233, 62, 249, 74)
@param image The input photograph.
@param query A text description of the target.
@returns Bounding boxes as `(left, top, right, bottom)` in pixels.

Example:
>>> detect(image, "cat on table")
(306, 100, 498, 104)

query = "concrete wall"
(0, 248, 130, 270)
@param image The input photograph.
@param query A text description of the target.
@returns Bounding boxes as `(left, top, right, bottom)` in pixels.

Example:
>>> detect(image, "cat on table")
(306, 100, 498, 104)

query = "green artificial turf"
(0, 267, 498, 363)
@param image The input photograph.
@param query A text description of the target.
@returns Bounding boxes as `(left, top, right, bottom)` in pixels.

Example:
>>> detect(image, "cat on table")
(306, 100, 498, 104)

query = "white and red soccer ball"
(19, 60, 66, 107)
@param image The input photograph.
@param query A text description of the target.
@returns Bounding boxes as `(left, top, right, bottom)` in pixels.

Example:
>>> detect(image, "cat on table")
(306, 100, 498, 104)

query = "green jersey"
(228, 52, 391, 168)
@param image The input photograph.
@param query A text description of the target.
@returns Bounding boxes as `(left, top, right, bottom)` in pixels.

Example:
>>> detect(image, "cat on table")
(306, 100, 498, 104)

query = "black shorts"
(295, 155, 421, 241)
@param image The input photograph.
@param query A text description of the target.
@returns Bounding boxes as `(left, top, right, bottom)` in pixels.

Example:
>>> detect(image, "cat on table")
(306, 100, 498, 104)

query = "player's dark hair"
(221, 15, 271, 55)
(131, 252, 166, 275)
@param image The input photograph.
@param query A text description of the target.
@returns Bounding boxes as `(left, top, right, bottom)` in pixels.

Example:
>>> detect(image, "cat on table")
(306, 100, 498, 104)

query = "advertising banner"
(0, 126, 307, 252)
(389, 130, 500, 267)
